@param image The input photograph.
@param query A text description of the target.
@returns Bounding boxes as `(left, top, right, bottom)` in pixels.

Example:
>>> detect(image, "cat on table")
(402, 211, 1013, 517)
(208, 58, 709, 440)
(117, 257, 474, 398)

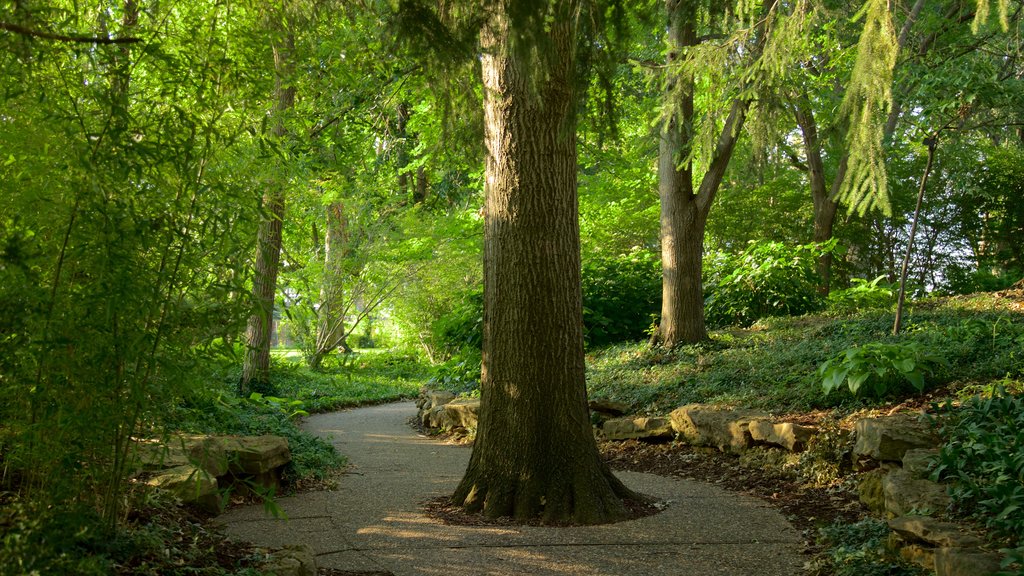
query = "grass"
(266, 348, 429, 412)
(586, 292, 1024, 415)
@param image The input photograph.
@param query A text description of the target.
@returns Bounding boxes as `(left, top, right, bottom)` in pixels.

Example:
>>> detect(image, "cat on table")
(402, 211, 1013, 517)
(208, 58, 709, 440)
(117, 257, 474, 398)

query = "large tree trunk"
(451, 1, 641, 525)
(242, 23, 295, 392)
(656, 0, 756, 348)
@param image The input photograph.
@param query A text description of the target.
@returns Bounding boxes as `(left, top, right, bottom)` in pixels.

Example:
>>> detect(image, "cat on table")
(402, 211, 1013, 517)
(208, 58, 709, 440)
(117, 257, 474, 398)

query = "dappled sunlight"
(356, 510, 518, 543)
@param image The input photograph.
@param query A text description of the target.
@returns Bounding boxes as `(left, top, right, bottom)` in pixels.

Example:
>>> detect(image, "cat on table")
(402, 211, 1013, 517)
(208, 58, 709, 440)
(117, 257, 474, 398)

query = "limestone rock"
(854, 414, 939, 462)
(934, 548, 1003, 576)
(901, 545, 936, 572)
(263, 544, 317, 576)
(427, 390, 456, 410)
(748, 419, 816, 452)
(602, 416, 674, 441)
(902, 448, 939, 479)
(443, 399, 479, 431)
(198, 435, 291, 476)
(670, 404, 767, 452)
(883, 468, 951, 517)
(888, 515, 983, 548)
(426, 404, 447, 428)
(146, 465, 220, 513)
(857, 469, 887, 514)
(589, 399, 629, 417)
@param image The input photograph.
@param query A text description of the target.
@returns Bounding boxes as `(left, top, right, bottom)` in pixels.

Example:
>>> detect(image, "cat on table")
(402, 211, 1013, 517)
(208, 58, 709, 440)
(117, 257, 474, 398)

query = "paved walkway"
(217, 402, 805, 575)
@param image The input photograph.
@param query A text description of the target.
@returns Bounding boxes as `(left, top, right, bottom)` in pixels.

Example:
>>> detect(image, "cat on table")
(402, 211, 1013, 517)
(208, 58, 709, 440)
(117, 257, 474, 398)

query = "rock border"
(416, 389, 1010, 576)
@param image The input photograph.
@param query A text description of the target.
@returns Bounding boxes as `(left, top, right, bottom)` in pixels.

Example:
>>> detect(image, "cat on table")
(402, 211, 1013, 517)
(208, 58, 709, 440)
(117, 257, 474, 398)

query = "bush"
(430, 289, 483, 358)
(828, 276, 895, 314)
(932, 388, 1024, 569)
(819, 342, 948, 398)
(581, 249, 661, 346)
(705, 240, 831, 328)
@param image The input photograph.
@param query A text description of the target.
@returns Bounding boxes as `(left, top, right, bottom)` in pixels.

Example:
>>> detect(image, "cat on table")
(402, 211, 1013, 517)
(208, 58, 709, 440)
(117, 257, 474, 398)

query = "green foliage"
(586, 292, 1023, 414)
(430, 289, 484, 357)
(705, 241, 831, 328)
(428, 350, 483, 395)
(265, 351, 427, 413)
(828, 276, 895, 314)
(819, 342, 947, 397)
(581, 249, 661, 346)
(812, 519, 928, 576)
(932, 388, 1024, 563)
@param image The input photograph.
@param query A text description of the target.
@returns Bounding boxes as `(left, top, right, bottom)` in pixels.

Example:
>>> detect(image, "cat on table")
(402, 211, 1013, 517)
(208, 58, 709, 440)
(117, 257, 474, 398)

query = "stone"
(426, 404, 447, 428)
(146, 464, 221, 513)
(602, 416, 674, 441)
(898, 542, 936, 572)
(857, 469, 887, 514)
(934, 548, 1003, 576)
(263, 544, 317, 576)
(588, 398, 629, 417)
(888, 515, 983, 548)
(902, 448, 940, 479)
(198, 435, 291, 476)
(748, 419, 816, 452)
(443, 398, 480, 431)
(427, 391, 456, 410)
(669, 404, 767, 452)
(854, 414, 939, 462)
(883, 468, 951, 517)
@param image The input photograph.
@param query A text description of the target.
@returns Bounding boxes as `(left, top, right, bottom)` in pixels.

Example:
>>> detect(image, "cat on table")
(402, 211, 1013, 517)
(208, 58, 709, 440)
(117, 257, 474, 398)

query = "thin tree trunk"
(452, 1, 642, 525)
(893, 137, 937, 335)
(242, 22, 295, 392)
(310, 202, 348, 369)
(793, 97, 841, 293)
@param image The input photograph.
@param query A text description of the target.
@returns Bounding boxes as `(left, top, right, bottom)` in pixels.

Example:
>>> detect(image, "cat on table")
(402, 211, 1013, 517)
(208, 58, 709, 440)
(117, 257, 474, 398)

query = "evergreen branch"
(0, 21, 142, 44)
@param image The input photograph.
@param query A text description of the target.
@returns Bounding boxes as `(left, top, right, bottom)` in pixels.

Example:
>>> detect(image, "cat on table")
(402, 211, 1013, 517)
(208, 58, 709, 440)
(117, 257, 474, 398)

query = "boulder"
(669, 405, 767, 452)
(443, 399, 480, 431)
(602, 416, 674, 441)
(263, 544, 318, 576)
(588, 399, 629, 417)
(427, 390, 456, 410)
(425, 404, 447, 428)
(934, 548, 1003, 576)
(893, 539, 936, 572)
(857, 468, 888, 514)
(748, 419, 816, 452)
(146, 465, 220, 513)
(902, 448, 939, 479)
(882, 468, 951, 517)
(217, 435, 291, 476)
(888, 515, 983, 548)
(854, 414, 939, 462)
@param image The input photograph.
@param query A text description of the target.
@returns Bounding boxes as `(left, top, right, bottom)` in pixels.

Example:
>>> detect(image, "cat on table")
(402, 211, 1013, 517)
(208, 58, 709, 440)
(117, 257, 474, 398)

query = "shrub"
(932, 388, 1024, 569)
(819, 342, 947, 398)
(430, 289, 483, 358)
(828, 276, 895, 314)
(580, 249, 661, 346)
(705, 240, 831, 328)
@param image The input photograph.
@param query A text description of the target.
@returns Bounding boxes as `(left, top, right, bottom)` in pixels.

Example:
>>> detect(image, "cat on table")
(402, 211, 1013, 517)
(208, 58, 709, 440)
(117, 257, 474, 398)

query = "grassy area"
(265, 348, 429, 412)
(586, 292, 1024, 415)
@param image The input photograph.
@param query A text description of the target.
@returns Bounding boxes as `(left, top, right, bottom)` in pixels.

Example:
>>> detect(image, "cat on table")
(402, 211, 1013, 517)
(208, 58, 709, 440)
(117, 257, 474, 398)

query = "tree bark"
(451, 1, 642, 525)
(656, 0, 758, 348)
(242, 21, 295, 392)
(793, 97, 842, 293)
(310, 201, 349, 369)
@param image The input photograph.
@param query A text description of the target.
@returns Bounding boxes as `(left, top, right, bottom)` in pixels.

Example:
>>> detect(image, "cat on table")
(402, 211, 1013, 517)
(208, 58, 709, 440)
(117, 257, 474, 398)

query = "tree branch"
(1, 22, 142, 44)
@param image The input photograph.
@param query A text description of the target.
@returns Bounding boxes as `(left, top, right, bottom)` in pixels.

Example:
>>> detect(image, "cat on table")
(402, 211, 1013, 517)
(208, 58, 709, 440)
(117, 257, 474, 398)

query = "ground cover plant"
(584, 291, 1024, 415)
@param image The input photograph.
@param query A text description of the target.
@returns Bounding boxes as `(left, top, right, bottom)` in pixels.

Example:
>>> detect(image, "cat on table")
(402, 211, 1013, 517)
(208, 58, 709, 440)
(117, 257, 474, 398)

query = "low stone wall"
(416, 389, 1007, 575)
(134, 434, 292, 514)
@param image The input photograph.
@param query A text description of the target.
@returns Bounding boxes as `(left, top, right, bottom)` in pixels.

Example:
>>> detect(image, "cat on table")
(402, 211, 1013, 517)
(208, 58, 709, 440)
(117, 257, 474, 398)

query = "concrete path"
(217, 402, 806, 575)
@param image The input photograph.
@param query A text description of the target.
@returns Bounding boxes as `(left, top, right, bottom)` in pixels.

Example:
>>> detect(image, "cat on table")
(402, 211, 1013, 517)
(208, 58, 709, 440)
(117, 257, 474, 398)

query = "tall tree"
(654, 0, 775, 347)
(242, 7, 297, 391)
(451, 0, 641, 524)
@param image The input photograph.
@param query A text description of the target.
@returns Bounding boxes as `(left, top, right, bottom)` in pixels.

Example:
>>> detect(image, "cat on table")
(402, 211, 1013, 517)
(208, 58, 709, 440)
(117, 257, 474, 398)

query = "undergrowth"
(586, 292, 1024, 414)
